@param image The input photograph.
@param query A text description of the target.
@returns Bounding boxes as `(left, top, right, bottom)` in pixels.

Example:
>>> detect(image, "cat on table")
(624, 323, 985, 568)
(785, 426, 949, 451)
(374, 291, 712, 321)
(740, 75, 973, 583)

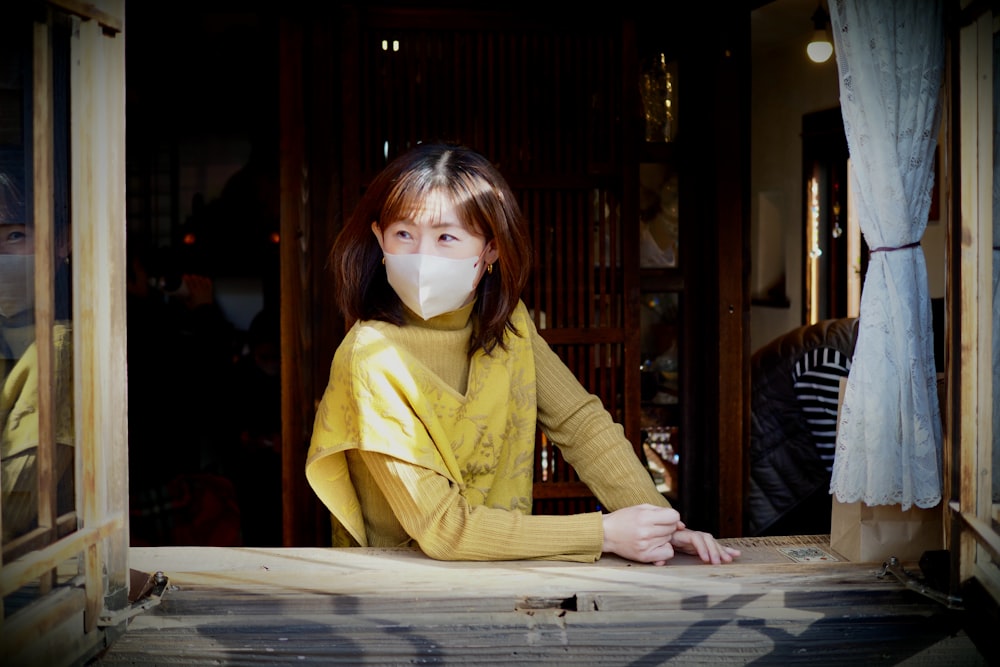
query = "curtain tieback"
(869, 240, 920, 256)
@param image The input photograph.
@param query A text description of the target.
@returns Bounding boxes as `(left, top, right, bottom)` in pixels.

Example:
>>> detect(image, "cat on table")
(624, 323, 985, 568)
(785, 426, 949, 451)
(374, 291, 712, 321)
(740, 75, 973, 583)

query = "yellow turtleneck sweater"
(306, 300, 668, 562)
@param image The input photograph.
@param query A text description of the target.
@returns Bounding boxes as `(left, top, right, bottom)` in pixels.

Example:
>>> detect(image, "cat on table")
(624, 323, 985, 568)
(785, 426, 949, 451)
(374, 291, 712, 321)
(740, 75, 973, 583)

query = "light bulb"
(807, 34, 833, 63)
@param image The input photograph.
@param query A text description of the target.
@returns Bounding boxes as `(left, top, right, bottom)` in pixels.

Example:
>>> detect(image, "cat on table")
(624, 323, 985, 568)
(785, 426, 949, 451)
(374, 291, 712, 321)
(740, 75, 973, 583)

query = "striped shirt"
(791, 347, 851, 472)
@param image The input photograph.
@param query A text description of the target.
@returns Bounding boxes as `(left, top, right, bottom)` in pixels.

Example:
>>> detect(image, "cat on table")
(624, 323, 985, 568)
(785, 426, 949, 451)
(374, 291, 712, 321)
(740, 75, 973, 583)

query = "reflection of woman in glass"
(0, 171, 74, 544)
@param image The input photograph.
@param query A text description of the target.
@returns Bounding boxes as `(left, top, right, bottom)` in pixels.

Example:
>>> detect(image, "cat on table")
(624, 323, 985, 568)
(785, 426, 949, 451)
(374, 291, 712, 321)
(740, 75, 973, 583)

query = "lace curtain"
(828, 0, 944, 509)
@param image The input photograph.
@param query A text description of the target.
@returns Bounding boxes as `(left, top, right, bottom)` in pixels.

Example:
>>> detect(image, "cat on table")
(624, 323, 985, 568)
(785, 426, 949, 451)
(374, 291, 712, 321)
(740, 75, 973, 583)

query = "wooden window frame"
(0, 2, 128, 665)
(952, 0, 1000, 611)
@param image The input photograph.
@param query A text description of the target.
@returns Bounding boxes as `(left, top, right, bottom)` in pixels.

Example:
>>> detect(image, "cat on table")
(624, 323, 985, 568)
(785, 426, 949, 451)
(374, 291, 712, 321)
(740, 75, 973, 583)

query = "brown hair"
(330, 143, 531, 355)
(0, 172, 25, 224)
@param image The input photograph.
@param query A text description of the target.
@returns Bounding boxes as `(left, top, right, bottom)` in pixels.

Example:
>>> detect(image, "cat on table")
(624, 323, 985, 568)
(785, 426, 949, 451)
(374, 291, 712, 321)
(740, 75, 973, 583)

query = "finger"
(679, 531, 716, 564)
(657, 541, 675, 562)
(636, 538, 674, 564)
(690, 533, 714, 563)
(710, 538, 736, 564)
(647, 507, 682, 526)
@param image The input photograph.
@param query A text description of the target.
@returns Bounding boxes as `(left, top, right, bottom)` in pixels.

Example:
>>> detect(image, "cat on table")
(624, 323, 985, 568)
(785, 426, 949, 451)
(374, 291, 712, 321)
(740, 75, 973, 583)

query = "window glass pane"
(639, 163, 679, 269)
(1, 9, 74, 549)
(639, 291, 680, 501)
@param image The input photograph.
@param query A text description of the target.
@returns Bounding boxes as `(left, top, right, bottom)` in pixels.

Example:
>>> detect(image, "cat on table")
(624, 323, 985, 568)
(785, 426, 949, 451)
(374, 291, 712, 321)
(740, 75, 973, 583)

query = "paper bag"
(828, 377, 943, 562)
(830, 497, 942, 562)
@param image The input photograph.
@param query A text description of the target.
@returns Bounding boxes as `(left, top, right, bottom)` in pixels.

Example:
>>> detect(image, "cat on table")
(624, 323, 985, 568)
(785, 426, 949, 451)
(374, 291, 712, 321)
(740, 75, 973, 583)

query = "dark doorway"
(801, 106, 866, 323)
(124, 4, 283, 547)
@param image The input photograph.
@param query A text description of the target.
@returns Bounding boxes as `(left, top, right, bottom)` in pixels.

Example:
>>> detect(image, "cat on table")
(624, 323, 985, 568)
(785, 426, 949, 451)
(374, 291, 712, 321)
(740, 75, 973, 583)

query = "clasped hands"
(602, 503, 741, 566)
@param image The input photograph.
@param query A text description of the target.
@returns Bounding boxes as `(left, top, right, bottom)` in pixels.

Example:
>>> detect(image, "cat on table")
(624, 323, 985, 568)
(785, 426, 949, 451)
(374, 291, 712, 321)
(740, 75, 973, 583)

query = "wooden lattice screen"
(343, 9, 635, 514)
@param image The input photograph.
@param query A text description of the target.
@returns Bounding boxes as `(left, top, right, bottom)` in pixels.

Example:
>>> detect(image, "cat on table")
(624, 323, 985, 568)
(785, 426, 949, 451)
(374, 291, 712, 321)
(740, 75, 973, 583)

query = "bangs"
(380, 174, 437, 227)
(379, 169, 490, 236)
(0, 173, 26, 224)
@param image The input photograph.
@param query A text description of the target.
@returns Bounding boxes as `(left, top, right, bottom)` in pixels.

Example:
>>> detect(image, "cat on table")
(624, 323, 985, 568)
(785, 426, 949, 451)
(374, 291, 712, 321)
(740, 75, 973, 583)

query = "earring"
(382, 257, 386, 265)
(487, 262, 493, 275)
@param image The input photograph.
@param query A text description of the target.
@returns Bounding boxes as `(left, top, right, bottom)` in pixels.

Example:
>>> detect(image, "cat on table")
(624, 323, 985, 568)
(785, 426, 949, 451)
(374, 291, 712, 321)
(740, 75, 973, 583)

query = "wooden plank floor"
(86, 537, 988, 666)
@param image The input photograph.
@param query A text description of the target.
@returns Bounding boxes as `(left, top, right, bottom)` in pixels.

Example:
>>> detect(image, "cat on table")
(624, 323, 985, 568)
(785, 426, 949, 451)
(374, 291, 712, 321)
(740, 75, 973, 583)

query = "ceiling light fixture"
(807, 2, 833, 63)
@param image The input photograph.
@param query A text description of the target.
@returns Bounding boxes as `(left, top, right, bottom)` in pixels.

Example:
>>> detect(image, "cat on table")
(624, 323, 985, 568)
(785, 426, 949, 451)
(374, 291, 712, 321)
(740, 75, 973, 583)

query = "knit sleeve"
(531, 327, 670, 511)
(356, 449, 605, 562)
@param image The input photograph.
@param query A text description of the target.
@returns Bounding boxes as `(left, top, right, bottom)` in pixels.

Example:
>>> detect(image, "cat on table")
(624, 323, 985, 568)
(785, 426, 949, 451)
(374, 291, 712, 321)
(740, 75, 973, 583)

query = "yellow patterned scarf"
(306, 302, 538, 546)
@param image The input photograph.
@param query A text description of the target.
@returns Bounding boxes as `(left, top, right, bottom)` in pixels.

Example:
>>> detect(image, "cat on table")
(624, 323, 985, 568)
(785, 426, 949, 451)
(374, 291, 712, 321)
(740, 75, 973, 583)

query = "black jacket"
(746, 318, 858, 536)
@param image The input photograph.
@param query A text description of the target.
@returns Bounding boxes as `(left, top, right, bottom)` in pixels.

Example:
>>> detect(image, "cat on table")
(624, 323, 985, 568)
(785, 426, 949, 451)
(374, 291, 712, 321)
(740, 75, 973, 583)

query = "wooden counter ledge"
(91, 536, 987, 666)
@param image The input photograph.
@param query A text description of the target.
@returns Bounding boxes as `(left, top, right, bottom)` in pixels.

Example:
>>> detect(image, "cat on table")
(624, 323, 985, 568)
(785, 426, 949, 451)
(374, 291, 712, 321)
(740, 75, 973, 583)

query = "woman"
(306, 143, 739, 565)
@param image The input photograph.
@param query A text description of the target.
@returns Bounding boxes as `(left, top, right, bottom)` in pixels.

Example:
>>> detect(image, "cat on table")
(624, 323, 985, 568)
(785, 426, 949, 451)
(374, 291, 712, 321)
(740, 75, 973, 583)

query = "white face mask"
(384, 252, 482, 320)
(0, 254, 34, 319)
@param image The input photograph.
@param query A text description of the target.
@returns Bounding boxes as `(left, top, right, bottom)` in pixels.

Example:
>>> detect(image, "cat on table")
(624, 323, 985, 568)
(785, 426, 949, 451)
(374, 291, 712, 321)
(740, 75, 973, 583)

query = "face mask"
(384, 252, 482, 320)
(0, 254, 35, 318)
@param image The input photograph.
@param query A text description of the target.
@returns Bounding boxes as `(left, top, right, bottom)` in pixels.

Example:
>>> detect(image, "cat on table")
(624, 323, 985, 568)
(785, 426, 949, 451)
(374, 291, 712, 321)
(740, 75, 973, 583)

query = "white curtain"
(828, 0, 944, 509)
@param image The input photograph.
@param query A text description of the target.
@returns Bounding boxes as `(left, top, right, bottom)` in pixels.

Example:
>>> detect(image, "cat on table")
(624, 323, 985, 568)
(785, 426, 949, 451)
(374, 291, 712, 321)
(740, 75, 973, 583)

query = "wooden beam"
(32, 8, 57, 595)
(45, 0, 122, 34)
(70, 0, 129, 627)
